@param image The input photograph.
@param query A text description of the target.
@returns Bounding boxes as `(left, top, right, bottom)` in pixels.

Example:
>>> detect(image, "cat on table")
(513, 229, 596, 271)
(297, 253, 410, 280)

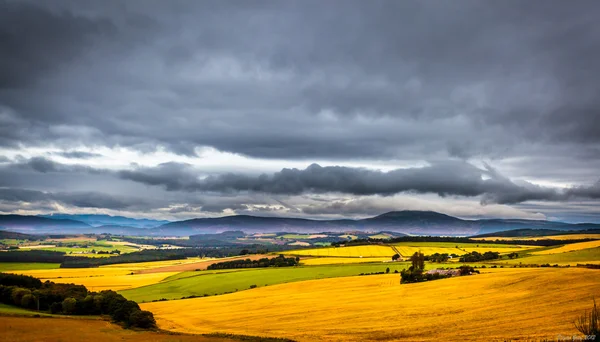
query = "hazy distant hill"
(40, 214, 169, 228)
(154, 210, 600, 236)
(0, 215, 91, 233)
(3, 211, 600, 237)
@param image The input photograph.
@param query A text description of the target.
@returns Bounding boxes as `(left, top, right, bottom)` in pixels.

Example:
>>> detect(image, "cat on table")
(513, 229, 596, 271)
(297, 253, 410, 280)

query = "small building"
(425, 269, 461, 277)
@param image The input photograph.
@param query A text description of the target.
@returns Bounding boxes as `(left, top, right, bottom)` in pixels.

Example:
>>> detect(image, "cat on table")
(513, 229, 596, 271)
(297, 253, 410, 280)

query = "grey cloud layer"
(2, 1, 600, 221)
(118, 162, 600, 205)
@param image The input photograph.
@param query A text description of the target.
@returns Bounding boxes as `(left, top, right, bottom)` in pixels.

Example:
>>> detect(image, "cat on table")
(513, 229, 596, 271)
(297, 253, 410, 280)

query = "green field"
(0, 303, 55, 317)
(0, 263, 61, 272)
(120, 263, 414, 302)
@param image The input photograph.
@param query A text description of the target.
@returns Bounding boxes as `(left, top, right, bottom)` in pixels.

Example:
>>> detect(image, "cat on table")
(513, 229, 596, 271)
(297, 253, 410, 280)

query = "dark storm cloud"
(117, 161, 600, 205)
(0, 0, 599, 164)
(2, 1, 600, 220)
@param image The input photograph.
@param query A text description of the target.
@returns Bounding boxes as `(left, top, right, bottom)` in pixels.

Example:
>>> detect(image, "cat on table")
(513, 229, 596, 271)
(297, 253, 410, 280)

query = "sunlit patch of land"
(530, 240, 600, 255)
(0, 316, 237, 342)
(142, 268, 600, 342)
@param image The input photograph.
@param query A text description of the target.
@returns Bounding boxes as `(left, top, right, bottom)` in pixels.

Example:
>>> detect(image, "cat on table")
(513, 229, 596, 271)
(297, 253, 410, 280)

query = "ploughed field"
(141, 267, 600, 342)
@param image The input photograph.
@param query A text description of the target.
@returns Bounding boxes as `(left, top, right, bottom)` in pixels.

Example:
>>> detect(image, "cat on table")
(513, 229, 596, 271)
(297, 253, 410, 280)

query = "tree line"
(207, 255, 299, 270)
(458, 251, 500, 262)
(0, 273, 155, 329)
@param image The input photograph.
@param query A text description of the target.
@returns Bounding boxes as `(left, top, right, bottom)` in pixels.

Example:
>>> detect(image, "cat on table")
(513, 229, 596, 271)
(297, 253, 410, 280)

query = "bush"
(129, 310, 157, 329)
(11, 288, 31, 306)
(21, 293, 36, 309)
(62, 297, 77, 314)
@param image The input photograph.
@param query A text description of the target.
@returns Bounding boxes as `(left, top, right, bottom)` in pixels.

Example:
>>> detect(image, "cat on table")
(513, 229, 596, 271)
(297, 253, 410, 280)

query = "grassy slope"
(0, 262, 61, 272)
(120, 263, 413, 302)
(142, 268, 600, 342)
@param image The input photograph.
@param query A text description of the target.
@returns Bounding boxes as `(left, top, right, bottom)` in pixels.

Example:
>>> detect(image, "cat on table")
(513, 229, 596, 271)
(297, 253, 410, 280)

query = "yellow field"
(283, 245, 395, 258)
(301, 257, 393, 265)
(100, 257, 206, 270)
(0, 316, 236, 342)
(142, 268, 600, 342)
(473, 234, 600, 241)
(58, 272, 178, 291)
(530, 240, 600, 255)
(9, 267, 177, 291)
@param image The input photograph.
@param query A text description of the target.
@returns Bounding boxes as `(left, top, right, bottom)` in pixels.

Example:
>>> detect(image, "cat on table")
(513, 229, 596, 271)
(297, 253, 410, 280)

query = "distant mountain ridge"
(40, 214, 169, 228)
(2, 210, 600, 237)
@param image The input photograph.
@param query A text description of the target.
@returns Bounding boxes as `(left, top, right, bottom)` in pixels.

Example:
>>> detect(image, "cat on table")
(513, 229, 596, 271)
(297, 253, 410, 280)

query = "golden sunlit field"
(301, 257, 393, 265)
(142, 268, 600, 342)
(0, 316, 237, 342)
(530, 240, 600, 255)
(282, 245, 396, 257)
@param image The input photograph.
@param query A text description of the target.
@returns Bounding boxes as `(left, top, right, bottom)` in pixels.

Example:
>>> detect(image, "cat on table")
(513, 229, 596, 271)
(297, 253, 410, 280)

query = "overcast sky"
(1, 0, 599, 222)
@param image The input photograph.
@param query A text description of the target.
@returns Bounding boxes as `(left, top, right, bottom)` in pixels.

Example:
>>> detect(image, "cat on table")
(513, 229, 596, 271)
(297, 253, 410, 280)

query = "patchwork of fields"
(141, 268, 600, 341)
(2, 234, 600, 341)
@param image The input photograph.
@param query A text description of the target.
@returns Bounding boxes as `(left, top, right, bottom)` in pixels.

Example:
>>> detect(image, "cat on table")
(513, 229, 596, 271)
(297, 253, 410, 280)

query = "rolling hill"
(2, 211, 600, 237)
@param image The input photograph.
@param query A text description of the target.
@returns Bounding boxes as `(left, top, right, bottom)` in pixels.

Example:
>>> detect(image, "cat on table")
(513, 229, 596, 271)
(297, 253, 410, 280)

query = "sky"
(1, 0, 599, 222)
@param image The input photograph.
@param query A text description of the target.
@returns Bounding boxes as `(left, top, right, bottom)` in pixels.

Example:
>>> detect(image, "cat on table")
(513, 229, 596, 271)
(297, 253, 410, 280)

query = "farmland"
(0, 316, 239, 342)
(120, 263, 413, 302)
(530, 240, 600, 255)
(282, 245, 396, 257)
(141, 267, 600, 342)
(2, 232, 600, 341)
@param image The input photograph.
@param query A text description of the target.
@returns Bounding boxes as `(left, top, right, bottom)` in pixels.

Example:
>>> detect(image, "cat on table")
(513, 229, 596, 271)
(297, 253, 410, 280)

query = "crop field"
(134, 255, 271, 274)
(0, 316, 237, 342)
(7, 266, 178, 291)
(530, 240, 600, 255)
(474, 234, 600, 241)
(493, 247, 600, 266)
(142, 268, 600, 342)
(392, 242, 536, 256)
(301, 257, 393, 265)
(282, 245, 396, 257)
(0, 262, 61, 272)
(120, 263, 412, 302)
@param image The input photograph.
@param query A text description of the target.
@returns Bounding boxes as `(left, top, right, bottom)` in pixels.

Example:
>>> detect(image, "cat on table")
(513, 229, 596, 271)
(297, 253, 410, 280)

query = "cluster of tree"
(0, 273, 155, 329)
(507, 252, 519, 259)
(457, 265, 479, 276)
(400, 252, 430, 283)
(0, 250, 66, 263)
(207, 255, 299, 270)
(459, 251, 500, 262)
(425, 253, 450, 263)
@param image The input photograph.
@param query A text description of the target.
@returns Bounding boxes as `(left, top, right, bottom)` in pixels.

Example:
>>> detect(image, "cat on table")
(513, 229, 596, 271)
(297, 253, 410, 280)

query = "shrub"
(62, 297, 78, 314)
(574, 299, 599, 337)
(129, 310, 157, 329)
